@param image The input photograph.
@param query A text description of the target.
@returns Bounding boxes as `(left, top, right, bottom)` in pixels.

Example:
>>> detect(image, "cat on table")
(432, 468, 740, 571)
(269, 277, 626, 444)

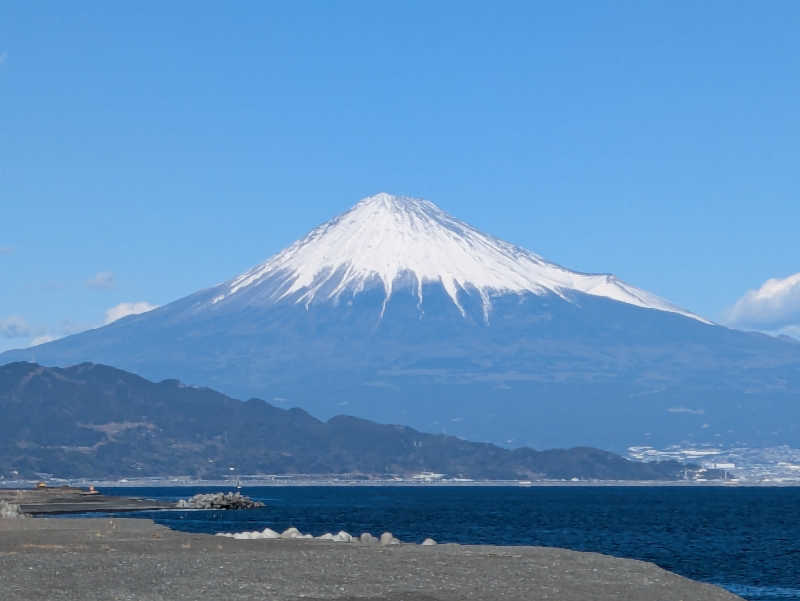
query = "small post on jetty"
(229, 465, 241, 490)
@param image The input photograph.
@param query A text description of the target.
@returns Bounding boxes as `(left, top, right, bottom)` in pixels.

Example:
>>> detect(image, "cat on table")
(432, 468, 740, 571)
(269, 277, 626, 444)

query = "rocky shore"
(0, 517, 743, 601)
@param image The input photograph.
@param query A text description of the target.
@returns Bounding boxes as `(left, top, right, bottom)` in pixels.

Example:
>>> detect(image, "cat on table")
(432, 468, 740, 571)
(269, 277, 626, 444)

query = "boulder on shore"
(176, 492, 264, 510)
(380, 532, 401, 545)
(359, 532, 378, 544)
(333, 530, 353, 543)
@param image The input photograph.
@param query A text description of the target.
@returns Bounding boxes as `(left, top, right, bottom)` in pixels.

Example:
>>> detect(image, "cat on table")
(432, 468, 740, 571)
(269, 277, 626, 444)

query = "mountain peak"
(347, 193, 454, 231)
(356, 192, 431, 209)
(343, 192, 448, 229)
(211, 193, 706, 323)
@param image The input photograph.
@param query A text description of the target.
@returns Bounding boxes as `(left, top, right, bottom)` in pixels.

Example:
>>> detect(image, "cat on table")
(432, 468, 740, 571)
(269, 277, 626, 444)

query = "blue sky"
(2, 1, 799, 351)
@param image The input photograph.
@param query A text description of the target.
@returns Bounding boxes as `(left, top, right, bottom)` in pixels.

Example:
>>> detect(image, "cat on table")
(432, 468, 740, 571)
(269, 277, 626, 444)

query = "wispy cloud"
(4, 301, 160, 352)
(0, 315, 30, 339)
(87, 271, 115, 290)
(0, 51, 7, 65)
(667, 407, 704, 415)
(29, 334, 58, 346)
(0, 246, 13, 255)
(0, 316, 61, 351)
(104, 301, 158, 325)
(774, 325, 800, 341)
(726, 272, 800, 332)
(25, 319, 92, 349)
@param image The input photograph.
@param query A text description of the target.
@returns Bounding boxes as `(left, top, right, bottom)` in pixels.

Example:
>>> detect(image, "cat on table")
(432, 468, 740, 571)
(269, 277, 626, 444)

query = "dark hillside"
(0, 362, 701, 481)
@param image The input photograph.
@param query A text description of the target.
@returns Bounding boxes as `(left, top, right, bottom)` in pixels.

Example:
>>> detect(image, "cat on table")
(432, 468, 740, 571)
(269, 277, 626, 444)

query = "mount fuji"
(3, 193, 799, 451)
(211, 193, 705, 323)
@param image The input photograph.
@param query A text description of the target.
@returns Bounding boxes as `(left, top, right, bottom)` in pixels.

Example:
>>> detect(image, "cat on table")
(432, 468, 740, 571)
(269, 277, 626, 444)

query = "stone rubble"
(175, 492, 265, 510)
(0, 500, 26, 519)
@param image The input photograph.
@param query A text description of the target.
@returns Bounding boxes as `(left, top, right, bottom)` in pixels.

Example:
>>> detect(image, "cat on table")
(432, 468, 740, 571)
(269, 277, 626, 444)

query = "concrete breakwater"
(217, 525, 436, 546)
(175, 492, 264, 510)
(0, 487, 173, 515)
(0, 487, 265, 514)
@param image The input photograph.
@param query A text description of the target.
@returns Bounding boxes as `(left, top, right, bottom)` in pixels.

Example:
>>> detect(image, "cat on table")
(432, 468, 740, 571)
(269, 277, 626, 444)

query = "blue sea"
(76, 486, 800, 600)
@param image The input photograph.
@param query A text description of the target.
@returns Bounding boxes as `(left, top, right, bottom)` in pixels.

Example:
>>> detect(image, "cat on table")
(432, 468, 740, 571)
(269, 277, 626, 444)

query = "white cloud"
(774, 325, 800, 341)
(0, 51, 7, 65)
(0, 315, 30, 338)
(667, 407, 704, 415)
(726, 273, 800, 330)
(104, 301, 158, 324)
(1, 301, 159, 352)
(87, 271, 115, 289)
(29, 334, 58, 346)
(22, 320, 93, 349)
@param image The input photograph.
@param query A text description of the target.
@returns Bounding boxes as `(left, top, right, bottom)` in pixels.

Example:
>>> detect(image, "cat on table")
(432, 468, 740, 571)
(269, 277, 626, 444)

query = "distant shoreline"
(3, 477, 799, 489)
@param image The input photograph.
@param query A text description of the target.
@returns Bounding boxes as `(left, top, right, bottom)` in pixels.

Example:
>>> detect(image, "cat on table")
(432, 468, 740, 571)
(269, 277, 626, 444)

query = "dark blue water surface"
(84, 486, 799, 600)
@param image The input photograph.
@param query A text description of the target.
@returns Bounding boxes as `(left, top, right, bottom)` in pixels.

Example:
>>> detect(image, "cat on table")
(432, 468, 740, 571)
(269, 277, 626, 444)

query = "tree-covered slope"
(0, 362, 696, 480)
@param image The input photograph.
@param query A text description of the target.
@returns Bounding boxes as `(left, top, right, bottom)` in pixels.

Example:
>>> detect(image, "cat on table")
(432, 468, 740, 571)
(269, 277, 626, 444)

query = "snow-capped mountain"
(2, 193, 798, 452)
(211, 193, 705, 322)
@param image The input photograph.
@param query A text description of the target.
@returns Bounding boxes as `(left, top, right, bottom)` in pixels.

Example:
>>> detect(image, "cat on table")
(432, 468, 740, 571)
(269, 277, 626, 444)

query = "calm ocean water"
(79, 486, 799, 601)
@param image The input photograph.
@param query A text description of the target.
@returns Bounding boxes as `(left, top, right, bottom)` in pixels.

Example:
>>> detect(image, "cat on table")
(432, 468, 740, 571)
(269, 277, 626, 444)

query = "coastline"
(5, 477, 797, 490)
(0, 517, 744, 601)
(0, 487, 173, 516)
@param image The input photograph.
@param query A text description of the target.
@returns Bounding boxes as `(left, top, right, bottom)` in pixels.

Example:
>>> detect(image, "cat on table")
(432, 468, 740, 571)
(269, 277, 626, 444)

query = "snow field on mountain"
(212, 193, 706, 322)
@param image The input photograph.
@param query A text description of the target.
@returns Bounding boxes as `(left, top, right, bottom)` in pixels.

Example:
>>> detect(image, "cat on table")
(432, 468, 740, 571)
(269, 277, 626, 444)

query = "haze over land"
(0, 361, 701, 481)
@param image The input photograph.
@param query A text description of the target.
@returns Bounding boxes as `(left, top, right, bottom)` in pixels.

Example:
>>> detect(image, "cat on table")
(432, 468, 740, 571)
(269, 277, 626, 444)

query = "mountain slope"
(0, 362, 695, 480)
(2, 193, 799, 451)
(212, 193, 705, 321)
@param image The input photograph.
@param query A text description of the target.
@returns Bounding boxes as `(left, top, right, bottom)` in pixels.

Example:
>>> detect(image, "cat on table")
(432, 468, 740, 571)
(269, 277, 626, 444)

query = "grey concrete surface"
(0, 487, 173, 515)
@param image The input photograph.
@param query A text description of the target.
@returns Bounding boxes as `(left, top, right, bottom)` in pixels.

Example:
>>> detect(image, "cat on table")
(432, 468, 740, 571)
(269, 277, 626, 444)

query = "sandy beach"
(0, 517, 743, 601)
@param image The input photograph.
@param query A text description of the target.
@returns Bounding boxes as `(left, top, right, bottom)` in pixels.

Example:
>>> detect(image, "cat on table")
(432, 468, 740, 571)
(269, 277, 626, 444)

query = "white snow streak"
(214, 193, 706, 323)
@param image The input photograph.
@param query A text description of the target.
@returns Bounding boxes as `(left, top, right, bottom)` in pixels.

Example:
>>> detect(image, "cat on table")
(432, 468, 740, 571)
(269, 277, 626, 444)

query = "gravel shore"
(0, 518, 743, 601)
